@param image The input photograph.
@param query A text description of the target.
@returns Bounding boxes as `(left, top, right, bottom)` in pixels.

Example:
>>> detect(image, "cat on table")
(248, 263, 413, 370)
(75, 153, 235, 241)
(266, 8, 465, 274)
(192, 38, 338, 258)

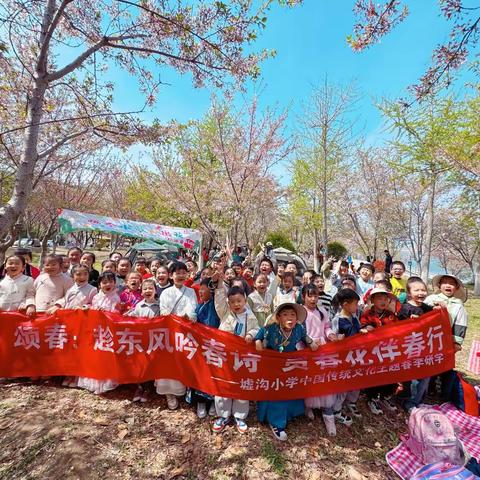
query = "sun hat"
(432, 274, 467, 303)
(267, 302, 307, 325)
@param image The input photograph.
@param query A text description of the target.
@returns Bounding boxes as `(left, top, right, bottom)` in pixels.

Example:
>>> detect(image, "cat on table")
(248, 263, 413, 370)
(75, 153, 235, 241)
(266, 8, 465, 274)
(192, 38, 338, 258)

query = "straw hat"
(267, 302, 307, 325)
(432, 274, 467, 303)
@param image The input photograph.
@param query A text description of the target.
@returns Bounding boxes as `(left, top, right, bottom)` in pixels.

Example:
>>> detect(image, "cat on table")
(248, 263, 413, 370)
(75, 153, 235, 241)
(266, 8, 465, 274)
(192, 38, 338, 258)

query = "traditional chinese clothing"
(91, 290, 120, 311)
(0, 274, 35, 311)
(195, 298, 220, 328)
(34, 272, 73, 312)
(248, 290, 273, 327)
(273, 286, 300, 309)
(119, 288, 143, 311)
(155, 284, 198, 396)
(255, 323, 308, 429)
(63, 282, 97, 309)
(127, 300, 160, 318)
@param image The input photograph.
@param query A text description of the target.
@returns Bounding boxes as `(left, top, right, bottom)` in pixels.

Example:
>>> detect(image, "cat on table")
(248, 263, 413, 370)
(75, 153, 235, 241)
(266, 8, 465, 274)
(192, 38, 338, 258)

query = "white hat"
(432, 274, 467, 303)
(268, 302, 307, 325)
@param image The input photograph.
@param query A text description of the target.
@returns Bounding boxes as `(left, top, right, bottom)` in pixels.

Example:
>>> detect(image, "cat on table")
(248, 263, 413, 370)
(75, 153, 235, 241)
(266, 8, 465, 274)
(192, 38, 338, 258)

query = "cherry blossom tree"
(0, 0, 296, 246)
(349, 0, 480, 101)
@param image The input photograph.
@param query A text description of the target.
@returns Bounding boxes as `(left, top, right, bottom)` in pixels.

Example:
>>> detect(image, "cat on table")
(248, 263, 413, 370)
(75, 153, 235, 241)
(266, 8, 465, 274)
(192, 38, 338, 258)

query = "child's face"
(61, 258, 70, 273)
(341, 279, 356, 290)
(135, 262, 146, 274)
(255, 275, 268, 293)
(285, 264, 297, 276)
(282, 276, 293, 290)
(225, 268, 236, 282)
(68, 249, 81, 265)
(342, 299, 359, 315)
(80, 254, 93, 269)
(277, 264, 285, 277)
(127, 274, 142, 291)
(313, 277, 325, 291)
(304, 291, 319, 309)
(73, 269, 89, 285)
(391, 265, 405, 279)
(110, 253, 122, 263)
(373, 272, 385, 283)
(409, 281, 427, 304)
(44, 259, 61, 275)
(339, 264, 348, 276)
(199, 284, 211, 303)
(150, 260, 161, 274)
(156, 267, 169, 285)
(5, 257, 23, 277)
(117, 260, 131, 276)
(171, 268, 187, 287)
(439, 278, 458, 298)
(371, 293, 390, 311)
(359, 267, 372, 281)
(102, 261, 116, 273)
(142, 283, 156, 300)
(200, 267, 212, 280)
(243, 268, 253, 280)
(277, 308, 298, 331)
(186, 261, 196, 273)
(232, 265, 242, 276)
(302, 272, 313, 285)
(100, 278, 116, 293)
(260, 261, 272, 275)
(228, 293, 246, 314)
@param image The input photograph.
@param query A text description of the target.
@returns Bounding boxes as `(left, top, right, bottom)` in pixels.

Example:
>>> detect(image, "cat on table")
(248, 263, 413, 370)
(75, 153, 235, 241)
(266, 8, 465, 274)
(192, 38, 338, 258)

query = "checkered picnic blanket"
(386, 403, 480, 479)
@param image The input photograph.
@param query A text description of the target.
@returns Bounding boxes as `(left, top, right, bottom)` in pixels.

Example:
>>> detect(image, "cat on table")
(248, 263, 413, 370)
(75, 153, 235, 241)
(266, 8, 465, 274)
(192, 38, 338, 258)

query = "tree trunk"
(474, 261, 480, 296)
(313, 228, 319, 272)
(420, 177, 436, 282)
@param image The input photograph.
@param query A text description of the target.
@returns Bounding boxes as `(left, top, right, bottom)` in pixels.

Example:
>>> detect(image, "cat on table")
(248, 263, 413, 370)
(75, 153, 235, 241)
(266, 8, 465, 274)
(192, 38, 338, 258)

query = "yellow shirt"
(391, 276, 407, 298)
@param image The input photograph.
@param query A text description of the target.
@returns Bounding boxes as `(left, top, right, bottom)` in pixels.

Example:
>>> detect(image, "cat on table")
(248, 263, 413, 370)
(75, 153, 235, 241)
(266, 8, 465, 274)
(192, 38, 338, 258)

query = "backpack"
(405, 407, 465, 465)
(411, 462, 480, 480)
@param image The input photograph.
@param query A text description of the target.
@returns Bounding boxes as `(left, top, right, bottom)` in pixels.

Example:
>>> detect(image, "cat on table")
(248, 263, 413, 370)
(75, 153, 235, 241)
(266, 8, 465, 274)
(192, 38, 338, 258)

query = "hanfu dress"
(255, 323, 309, 429)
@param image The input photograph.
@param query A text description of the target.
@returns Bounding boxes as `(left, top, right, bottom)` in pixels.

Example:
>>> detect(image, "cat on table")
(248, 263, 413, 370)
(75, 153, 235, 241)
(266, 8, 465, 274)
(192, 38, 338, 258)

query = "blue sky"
(106, 1, 468, 180)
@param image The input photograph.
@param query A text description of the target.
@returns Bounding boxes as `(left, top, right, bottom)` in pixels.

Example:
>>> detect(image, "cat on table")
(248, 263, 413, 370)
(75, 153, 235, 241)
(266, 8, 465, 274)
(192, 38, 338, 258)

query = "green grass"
(260, 438, 287, 475)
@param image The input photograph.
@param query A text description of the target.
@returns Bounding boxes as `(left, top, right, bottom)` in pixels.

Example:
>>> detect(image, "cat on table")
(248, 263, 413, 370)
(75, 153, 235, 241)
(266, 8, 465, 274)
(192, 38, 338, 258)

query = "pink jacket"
(91, 291, 120, 312)
(304, 305, 333, 345)
(34, 273, 73, 312)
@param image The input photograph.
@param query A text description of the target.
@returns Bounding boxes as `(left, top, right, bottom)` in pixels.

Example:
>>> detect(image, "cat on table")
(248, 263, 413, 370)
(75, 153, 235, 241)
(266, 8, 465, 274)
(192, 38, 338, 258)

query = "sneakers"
(347, 402, 362, 418)
(133, 385, 144, 402)
(270, 424, 287, 441)
(368, 398, 384, 415)
(212, 417, 229, 433)
(197, 402, 207, 419)
(322, 414, 336, 436)
(382, 396, 398, 412)
(333, 411, 353, 426)
(234, 418, 248, 434)
(166, 394, 179, 410)
(305, 407, 315, 420)
(208, 403, 217, 417)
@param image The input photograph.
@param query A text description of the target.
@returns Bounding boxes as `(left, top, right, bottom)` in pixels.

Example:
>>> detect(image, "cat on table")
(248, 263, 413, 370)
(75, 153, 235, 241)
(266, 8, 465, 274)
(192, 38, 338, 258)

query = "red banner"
(0, 308, 454, 400)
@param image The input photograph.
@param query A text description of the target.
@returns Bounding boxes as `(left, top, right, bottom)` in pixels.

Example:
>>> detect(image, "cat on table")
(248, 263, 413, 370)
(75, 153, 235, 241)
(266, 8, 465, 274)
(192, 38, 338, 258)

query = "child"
(67, 247, 82, 274)
(149, 259, 162, 277)
(74, 272, 120, 393)
(273, 272, 299, 309)
(360, 288, 399, 414)
(426, 274, 468, 350)
(242, 265, 255, 289)
(189, 278, 220, 418)
(119, 272, 143, 312)
(302, 269, 316, 286)
(212, 279, 258, 434)
(101, 259, 117, 274)
(34, 255, 73, 313)
(60, 255, 70, 274)
(127, 278, 160, 403)
(397, 277, 434, 411)
(14, 248, 40, 279)
(223, 267, 237, 287)
(116, 257, 132, 288)
(63, 265, 97, 308)
(302, 284, 345, 436)
(80, 252, 99, 287)
(0, 255, 36, 315)
(155, 265, 171, 298)
(156, 261, 197, 410)
(331, 288, 363, 419)
(356, 263, 374, 298)
(255, 303, 318, 441)
(134, 257, 152, 279)
(248, 273, 273, 327)
(312, 274, 334, 315)
(390, 261, 407, 302)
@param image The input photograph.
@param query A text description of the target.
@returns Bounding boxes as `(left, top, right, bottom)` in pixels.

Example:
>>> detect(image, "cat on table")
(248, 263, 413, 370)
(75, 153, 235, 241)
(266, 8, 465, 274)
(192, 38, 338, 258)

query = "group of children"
(0, 246, 469, 442)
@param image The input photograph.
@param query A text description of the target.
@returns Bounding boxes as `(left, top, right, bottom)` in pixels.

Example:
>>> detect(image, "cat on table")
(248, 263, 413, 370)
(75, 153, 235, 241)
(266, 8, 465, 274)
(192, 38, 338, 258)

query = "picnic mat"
(386, 403, 480, 479)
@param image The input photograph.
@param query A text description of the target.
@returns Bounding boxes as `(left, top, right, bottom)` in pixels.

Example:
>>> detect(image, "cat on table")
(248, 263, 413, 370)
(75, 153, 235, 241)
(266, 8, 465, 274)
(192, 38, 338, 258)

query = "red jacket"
(360, 308, 398, 329)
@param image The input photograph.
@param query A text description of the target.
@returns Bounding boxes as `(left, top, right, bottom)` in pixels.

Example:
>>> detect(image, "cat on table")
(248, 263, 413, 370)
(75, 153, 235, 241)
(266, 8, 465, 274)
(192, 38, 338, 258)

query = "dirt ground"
(0, 299, 479, 480)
